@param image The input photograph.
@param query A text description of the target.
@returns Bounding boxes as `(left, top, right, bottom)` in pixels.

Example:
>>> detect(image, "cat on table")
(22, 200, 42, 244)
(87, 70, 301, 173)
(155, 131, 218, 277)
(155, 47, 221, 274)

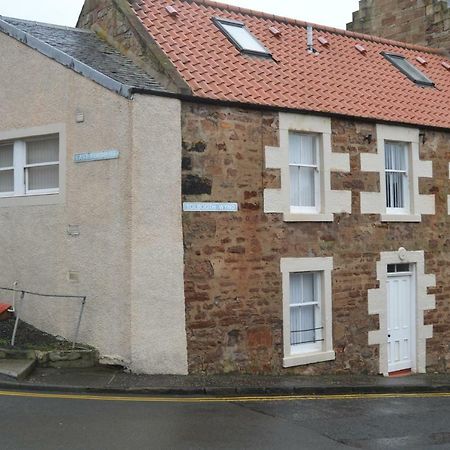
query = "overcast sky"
(0, 0, 360, 29)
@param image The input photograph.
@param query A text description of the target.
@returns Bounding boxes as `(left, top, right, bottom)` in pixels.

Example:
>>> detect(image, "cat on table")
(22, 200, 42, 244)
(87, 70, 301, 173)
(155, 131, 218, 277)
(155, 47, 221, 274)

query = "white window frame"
(360, 124, 434, 222)
(289, 132, 321, 214)
(0, 136, 60, 198)
(264, 113, 351, 222)
(0, 142, 15, 197)
(385, 140, 410, 215)
(289, 272, 323, 354)
(281, 257, 335, 367)
(0, 124, 65, 206)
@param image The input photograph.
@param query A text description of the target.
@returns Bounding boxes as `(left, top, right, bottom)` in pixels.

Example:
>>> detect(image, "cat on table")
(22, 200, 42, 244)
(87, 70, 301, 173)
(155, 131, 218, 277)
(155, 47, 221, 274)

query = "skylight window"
(382, 52, 434, 87)
(213, 18, 271, 57)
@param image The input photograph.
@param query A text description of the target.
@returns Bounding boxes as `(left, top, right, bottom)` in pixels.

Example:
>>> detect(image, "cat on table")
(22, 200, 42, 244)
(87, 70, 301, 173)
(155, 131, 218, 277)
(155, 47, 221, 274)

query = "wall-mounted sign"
(183, 202, 239, 212)
(74, 150, 120, 163)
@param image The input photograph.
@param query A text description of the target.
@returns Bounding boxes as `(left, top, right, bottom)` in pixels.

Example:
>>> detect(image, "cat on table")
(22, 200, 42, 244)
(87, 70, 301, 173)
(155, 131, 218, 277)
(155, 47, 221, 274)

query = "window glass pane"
(0, 144, 13, 168)
(289, 133, 302, 164)
(386, 172, 405, 208)
(290, 272, 320, 346)
(289, 133, 317, 165)
(290, 166, 300, 207)
(299, 135, 316, 165)
(220, 22, 268, 54)
(300, 273, 315, 303)
(385, 54, 434, 86)
(385, 142, 406, 170)
(290, 305, 316, 345)
(299, 167, 315, 207)
(388, 263, 410, 273)
(290, 305, 301, 345)
(0, 170, 14, 192)
(27, 165, 59, 191)
(290, 165, 316, 208)
(385, 142, 407, 209)
(26, 136, 59, 164)
(290, 273, 301, 305)
(300, 304, 316, 343)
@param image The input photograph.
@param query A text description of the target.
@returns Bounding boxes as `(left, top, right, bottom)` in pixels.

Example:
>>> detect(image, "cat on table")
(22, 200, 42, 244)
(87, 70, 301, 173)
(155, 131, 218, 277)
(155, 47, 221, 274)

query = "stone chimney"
(347, 0, 450, 53)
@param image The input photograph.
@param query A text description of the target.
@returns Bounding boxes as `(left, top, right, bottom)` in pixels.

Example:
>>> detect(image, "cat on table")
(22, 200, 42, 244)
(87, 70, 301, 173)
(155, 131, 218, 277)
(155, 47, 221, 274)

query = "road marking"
(0, 390, 449, 403)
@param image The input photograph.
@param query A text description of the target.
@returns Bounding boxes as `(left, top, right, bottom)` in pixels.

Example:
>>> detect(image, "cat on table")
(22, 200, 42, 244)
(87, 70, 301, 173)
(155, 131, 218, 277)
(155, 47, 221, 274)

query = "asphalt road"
(1, 391, 450, 449)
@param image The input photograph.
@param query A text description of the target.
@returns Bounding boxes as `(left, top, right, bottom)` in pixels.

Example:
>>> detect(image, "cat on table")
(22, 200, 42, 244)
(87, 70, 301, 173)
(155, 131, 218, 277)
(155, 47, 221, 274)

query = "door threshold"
(388, 368, 412, 377)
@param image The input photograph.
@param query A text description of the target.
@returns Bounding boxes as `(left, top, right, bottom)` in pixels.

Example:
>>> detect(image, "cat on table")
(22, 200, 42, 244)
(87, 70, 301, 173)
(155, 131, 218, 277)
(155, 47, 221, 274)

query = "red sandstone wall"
(181, 101, 450, 375)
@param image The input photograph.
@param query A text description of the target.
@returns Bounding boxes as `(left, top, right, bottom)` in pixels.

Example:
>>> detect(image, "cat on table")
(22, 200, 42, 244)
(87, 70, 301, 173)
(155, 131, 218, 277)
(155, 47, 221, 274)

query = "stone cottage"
(1, 0, 450, 376)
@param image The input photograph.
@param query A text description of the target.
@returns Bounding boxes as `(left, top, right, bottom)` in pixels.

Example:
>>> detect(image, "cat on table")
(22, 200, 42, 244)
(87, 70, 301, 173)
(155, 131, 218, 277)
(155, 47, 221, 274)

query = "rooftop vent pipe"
(307, 25, 317, 54)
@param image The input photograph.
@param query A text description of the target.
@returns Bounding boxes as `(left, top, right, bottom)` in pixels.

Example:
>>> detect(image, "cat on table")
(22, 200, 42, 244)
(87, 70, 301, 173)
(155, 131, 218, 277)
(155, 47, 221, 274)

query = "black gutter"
(130, 87, 450, 134)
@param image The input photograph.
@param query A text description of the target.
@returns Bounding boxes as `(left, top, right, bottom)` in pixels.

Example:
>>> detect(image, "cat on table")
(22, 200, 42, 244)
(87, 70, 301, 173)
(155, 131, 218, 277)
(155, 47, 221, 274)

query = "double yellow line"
(0, 390, 450, 403)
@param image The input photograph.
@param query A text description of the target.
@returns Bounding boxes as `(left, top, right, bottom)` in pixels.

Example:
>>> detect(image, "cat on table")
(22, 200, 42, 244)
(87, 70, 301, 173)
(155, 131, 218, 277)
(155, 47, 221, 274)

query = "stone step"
(0, 358, 36, 380)
(0, 348, 36, 360)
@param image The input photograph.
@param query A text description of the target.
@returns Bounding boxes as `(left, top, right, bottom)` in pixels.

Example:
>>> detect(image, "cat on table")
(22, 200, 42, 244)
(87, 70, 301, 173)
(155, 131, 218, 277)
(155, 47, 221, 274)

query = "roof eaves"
(174, 92, 450, 133)
(184, 0, 448, 56)
(0, 17, 150, 99)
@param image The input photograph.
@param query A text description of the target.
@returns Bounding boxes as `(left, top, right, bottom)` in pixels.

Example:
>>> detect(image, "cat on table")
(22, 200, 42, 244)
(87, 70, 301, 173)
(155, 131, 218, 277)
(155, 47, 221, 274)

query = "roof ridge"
(0, 15, 92, 33)
(180, 0, 447, 56)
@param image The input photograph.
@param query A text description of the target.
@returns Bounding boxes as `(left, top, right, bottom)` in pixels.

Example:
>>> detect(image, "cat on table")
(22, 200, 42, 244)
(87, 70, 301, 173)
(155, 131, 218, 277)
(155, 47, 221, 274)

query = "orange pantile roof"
(131, 0, 450, 129)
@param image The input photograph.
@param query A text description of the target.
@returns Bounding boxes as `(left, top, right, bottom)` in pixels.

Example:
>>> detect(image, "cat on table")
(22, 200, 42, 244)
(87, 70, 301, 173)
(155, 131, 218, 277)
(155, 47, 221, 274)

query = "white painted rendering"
(130, 94, 187, 375)
(0, 32, 187, 374)
(280, 257, 335, 367)
(368, 249, 435, 376)
(360, 124, 434, 221)
(264, 113, 351, 222)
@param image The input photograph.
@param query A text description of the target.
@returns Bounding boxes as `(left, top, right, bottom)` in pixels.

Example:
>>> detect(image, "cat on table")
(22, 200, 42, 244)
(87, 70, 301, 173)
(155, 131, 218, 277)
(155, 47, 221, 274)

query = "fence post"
(11, 291, 25, 347)
(73, 296, 86, 349)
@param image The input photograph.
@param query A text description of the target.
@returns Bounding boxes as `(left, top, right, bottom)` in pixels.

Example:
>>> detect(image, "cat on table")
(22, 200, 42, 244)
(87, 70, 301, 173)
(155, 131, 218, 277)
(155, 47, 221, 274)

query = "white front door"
(387, 269, 415, 373)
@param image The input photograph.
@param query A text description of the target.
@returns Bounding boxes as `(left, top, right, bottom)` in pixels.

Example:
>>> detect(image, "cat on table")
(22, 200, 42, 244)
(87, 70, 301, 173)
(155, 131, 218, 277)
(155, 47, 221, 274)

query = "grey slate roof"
(0, 17, 167, 98)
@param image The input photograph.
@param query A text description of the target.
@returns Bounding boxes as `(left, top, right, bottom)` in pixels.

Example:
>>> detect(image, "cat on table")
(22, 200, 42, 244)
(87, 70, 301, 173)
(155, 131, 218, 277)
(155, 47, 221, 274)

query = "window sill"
(381, 213, 421, 222)
(0, 192, 62, 207)
(283, 350, 335, 367)
(284, 212, 334, 222)
(0, 191, 59, 199)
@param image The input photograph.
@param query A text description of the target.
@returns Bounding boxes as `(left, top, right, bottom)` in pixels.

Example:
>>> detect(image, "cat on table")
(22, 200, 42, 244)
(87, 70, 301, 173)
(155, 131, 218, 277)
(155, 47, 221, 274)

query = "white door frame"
(386, 266, 416, 373)
(368, 249, 435, 376)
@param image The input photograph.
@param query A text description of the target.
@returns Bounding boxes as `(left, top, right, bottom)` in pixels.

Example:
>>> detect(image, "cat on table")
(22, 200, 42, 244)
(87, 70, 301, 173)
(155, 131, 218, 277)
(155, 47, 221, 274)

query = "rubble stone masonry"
(348, 0, 450, 52)
(181, 102, 450, 375)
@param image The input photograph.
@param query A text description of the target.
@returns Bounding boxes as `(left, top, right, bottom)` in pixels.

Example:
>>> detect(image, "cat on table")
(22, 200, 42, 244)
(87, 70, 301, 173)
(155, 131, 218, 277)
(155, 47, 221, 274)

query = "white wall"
(0, 32, 187, 374)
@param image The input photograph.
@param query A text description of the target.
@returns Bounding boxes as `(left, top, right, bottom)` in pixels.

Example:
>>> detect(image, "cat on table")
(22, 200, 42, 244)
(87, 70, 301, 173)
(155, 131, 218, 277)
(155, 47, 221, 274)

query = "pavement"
(0, 365, 450, 396)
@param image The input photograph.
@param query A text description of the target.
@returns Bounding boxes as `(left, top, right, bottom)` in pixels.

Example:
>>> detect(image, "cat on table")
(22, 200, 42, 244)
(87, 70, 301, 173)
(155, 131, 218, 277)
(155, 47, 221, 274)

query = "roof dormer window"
(213, 17, 271, 58)
(382, 52, 434, 87)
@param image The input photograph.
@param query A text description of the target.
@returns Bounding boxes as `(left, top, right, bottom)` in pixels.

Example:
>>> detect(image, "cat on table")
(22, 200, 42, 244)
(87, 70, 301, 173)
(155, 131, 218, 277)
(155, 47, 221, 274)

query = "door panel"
(387, 275, 413, 373)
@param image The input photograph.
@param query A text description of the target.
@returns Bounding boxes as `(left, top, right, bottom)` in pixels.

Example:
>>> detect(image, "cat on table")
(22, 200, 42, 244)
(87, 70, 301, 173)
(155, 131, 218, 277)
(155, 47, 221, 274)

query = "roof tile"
(132, 0, 450, 129)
